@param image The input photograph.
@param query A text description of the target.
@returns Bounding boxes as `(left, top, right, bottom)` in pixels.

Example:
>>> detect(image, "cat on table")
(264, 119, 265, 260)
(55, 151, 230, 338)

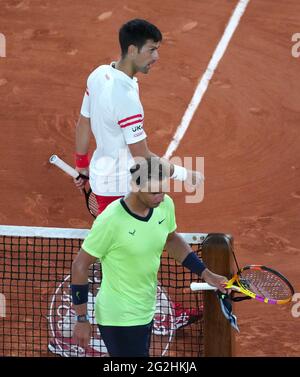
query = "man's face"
(133, 39, 160, 73)
(138, 191, 165, 208)
(137, 179, 168, 208)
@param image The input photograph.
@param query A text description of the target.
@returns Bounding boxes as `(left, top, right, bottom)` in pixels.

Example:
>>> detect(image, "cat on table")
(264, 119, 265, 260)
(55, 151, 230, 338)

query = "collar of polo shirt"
(110, 62, 138, 87)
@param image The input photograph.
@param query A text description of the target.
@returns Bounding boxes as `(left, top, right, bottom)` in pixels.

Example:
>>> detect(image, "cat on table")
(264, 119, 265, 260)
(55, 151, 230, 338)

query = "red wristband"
(75, 153, 89, 168)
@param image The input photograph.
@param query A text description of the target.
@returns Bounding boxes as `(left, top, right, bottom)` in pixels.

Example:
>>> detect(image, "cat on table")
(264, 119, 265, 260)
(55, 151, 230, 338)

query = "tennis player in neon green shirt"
(71, 156, 228, 356)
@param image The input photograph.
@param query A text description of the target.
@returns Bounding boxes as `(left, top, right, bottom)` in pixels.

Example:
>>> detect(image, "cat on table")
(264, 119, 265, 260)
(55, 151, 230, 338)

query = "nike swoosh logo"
(129, 230, 136, 235)
(158, 218, 166, 224)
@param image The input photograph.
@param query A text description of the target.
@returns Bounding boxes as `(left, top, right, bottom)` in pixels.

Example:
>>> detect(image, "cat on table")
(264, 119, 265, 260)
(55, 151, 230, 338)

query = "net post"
(201, 233, 235, 356)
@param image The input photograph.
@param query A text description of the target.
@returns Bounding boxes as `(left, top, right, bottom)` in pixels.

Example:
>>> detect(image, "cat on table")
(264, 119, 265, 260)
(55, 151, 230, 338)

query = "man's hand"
(185, 169, 204, 189)
(74, 167, 89, 193)
(201, 268, 228, 294)
(72, 321, 92, 349)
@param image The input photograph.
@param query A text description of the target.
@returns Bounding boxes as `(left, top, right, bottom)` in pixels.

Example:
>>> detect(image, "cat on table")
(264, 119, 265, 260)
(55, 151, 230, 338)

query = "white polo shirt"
(80, 63, 147, 196)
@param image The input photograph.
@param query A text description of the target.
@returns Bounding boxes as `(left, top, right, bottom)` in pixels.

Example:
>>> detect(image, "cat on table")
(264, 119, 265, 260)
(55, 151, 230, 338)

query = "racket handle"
(190, 282, 217, 291)
(49, 155, 80, 179)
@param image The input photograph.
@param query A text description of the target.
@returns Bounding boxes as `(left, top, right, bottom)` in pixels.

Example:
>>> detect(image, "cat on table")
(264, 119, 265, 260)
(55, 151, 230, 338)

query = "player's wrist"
(182, 252, 206, 276)
(71, 283, 89, 305)
(76, 314, 90, 323)
(75, 152, 89, 168)
(200, 268, 209, 279)
(171, 164, 188, 181)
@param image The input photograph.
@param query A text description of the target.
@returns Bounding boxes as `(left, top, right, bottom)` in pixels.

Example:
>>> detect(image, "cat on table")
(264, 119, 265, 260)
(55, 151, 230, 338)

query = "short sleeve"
(80, 87, 90, 118)
(116, 96, 147, 144)
(81, 215, 113, 260)
(164, 195, 177, 233)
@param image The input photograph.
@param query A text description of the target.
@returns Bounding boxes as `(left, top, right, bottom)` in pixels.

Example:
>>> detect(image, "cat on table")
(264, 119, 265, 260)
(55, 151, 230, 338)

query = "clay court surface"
(0, 0, 300, 356)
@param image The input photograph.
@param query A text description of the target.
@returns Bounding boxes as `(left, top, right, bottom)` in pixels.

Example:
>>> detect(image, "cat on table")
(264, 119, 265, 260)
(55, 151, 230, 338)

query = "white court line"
(164, 0, 250, 159)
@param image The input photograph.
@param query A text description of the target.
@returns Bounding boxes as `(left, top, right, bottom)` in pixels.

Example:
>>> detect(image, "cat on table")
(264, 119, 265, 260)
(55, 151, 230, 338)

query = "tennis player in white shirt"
(74, 18, 203, 214)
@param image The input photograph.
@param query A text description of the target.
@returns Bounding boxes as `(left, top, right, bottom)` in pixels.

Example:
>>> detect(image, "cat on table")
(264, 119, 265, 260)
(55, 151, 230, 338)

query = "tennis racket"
(49, 154, 98, 218)
(191, 265, 294, 305)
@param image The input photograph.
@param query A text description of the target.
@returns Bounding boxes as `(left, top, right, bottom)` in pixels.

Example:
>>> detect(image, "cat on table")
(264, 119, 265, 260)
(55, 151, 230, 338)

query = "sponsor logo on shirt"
(132, 124, 143, 133)
(134, 131, 144, 138)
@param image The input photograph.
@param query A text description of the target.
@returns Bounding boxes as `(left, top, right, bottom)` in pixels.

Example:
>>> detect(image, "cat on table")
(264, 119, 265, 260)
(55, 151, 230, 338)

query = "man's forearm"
(166, 232, 206, 277)
(75, 116, 91, 154)
(128, 140, 175, 176)
(71, 260, 89, 316)
(165, 233, 190, 264)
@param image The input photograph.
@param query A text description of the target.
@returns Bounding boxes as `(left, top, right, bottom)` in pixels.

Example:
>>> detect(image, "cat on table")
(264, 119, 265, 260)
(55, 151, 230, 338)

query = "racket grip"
(78, 173, 89, 180)
(49, 155, 80, 179)
(190, 282, 217, 291)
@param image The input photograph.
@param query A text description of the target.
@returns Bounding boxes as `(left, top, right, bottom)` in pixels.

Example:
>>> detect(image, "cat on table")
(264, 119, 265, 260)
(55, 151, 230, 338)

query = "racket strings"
(87, 190, 99, 218)
(239, 269, 292, 300)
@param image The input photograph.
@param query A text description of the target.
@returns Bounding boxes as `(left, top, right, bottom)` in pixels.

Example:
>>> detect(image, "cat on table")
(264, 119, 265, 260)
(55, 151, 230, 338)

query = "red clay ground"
(0, 0, 300, 356)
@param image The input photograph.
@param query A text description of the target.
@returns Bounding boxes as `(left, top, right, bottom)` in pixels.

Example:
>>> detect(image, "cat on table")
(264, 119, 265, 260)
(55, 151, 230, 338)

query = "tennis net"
(0, 225, 231, 357)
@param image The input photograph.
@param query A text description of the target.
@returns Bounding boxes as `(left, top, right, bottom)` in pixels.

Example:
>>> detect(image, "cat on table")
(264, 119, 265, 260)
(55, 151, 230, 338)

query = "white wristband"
(171, 164, 188, 181)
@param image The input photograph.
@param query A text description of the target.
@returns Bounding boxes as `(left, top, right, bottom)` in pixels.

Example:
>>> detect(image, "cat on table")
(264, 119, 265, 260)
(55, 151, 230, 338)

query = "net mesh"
(0, 226, 207, 357)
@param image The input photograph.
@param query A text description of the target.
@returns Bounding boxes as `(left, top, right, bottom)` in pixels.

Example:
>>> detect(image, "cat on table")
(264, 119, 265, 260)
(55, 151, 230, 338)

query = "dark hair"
(119, 19, 162, 57)
(130, 157, 168, 187)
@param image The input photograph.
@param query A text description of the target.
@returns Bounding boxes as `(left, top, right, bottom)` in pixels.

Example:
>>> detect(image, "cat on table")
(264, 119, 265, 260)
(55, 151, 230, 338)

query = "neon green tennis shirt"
(82, 194, 177, 326)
